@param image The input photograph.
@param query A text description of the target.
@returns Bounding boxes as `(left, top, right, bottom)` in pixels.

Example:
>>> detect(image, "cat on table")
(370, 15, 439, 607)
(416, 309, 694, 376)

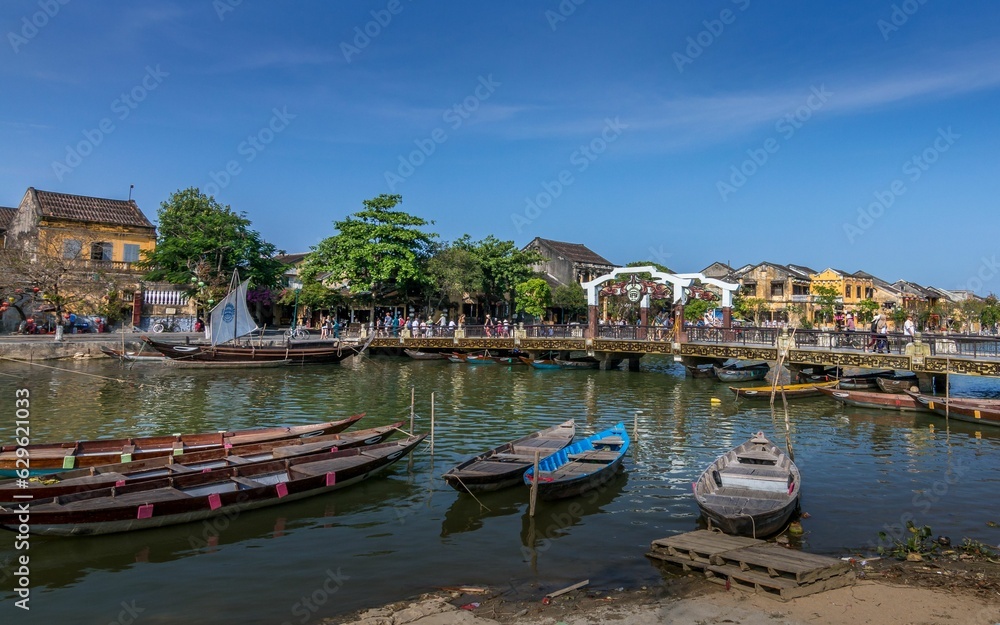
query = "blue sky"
(2, 1, 999, 293)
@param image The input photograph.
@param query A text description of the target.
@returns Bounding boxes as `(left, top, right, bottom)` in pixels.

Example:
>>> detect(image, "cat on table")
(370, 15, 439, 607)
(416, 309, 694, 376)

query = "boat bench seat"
(590, 436, 623, 447)
(223, 455, 254, 465)
(567, 450, 619, 462)
(735, 450, 778, 464)
(230, 476, 264, 489)
(165, 463, 198, 473)
(491, 453, 537, 461)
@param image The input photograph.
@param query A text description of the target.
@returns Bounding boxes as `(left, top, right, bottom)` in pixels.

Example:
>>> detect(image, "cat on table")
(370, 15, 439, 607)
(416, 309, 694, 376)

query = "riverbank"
(327, 556, 1000, 625)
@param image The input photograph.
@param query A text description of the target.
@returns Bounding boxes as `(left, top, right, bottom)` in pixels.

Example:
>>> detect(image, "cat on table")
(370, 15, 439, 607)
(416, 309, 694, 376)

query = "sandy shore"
(326, 564, 1000, 625)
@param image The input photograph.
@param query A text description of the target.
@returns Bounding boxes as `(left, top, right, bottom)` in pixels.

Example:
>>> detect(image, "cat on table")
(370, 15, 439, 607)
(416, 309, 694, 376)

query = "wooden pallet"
(646, 530, 855, 601)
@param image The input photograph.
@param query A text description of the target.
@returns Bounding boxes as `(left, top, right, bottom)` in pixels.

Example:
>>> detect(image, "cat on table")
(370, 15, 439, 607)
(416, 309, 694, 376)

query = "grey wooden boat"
(875, 375, 920, 394)
(443, 420, 575, 493)
(693, 432, 800, 538)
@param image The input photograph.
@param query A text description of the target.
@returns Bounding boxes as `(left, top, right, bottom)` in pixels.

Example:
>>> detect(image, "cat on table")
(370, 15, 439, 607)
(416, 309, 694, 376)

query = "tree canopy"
(454, 235, 545, 310)
(140, 188, 284, 305)
(551, 283, 587, 322)
(515, 278, 551, 319)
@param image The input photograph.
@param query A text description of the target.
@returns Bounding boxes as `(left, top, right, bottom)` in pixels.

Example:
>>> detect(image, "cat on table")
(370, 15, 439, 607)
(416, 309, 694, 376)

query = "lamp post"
(289, 279, 303, 331)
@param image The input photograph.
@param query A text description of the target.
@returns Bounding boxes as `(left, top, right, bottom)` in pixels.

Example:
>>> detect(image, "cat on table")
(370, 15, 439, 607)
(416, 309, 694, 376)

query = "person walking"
(866, 314, 881, 352)
(904, 314, 916, 341)
(876, 314, 889, 353)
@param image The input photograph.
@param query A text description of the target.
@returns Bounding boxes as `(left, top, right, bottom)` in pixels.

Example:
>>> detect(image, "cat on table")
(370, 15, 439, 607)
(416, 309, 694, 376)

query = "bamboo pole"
(410, 386, 415, 432)
(944, 357, 950, 428)
(430, 391, 435, 452)
(529, 450, 540, 518)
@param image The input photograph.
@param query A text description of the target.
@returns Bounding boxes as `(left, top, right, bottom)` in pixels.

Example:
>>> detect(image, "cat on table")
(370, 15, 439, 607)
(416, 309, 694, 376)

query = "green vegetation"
(878, 521, 937, 559)
(551, 283, 587, 322)
(811, 284, 840, 324)
(514, 278, 551, 319)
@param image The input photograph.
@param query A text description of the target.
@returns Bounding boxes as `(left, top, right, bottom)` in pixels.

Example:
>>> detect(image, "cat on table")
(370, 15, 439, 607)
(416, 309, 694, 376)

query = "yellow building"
(810, 268, 875, 307)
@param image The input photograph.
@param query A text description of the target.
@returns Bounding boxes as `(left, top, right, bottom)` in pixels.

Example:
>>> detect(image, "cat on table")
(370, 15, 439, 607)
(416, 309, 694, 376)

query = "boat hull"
(729, 381, 836, 400)
(914, 396, 1000, 427)
(818, 387, 924, 411)
(714, 364, 768, 383)
(143, 337, 359, 364)
(524, 424, 629, 501)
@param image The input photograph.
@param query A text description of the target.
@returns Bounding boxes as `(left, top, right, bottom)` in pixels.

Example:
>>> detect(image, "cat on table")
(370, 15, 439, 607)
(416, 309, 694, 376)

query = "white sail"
(209, 279, 259, 345)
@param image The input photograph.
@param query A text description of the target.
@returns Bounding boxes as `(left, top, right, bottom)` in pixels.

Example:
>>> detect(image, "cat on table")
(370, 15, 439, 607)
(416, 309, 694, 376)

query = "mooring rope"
(0, 355, 144, 386)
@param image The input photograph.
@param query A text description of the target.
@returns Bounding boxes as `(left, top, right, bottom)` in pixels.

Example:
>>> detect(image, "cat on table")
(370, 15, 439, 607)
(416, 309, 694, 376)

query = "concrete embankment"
(0, 336, 156, 361)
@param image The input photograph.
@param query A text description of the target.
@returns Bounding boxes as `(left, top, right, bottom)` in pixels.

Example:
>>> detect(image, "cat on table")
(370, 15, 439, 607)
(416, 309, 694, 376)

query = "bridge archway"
(580, 267, 739, 338)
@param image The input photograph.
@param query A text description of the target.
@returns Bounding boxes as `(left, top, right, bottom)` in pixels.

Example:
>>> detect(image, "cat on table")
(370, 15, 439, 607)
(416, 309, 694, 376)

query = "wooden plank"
(706, 562, 855, 601)
(719, 544, 851, 583)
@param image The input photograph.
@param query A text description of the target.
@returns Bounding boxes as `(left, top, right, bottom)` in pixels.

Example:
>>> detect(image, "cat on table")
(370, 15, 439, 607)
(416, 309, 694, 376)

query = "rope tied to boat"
(449, 474, 492, 513)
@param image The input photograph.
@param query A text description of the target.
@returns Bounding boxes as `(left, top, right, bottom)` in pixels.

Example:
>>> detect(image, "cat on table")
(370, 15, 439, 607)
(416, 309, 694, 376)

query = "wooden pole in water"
(430, 391, 435, 452)
(944, 357, 950, 427)
(529, 450, 540, 518)
(410, 386, 415, 432)
(634, 410, 639, 438)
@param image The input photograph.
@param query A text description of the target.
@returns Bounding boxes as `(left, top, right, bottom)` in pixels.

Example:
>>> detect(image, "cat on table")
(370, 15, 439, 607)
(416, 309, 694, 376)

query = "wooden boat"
(729, 380, 837, 400)
(817, 387, 924, 411)
(523, 423, 628, 500)
(0, 414, 364, 477)
(686, 364, 717, 378)
(464, 352, 498, 365)
(403, 349, 449, 360)
(693, 431, 800, 537)
(554, 357, 600, 370)
(99, 346, 165, 362)
(805, 370, 897, 390)
(443, 420, 576, 493)
(875, 375, 920, 394)
(0, 422, 403, 501)
(713, 362, 769, 382)
(448, 352, 468, 363)
(0, 435, 425, 536)
(910, 395, 1000, 427)
(143, 336, 360, 365)
(519, 356, 561, 370)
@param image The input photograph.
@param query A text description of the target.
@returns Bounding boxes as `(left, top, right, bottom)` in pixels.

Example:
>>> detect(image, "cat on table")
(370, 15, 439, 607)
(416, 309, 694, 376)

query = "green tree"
(551, 283, 587, 323)
(455, 235, 544, 315)
(854, 299, 880, 324)
(981, 295, 1000, 330)
(811, 284, 840, 324)
(139, 188, 284, 308)
(302, 194, 437, 312)
(734, 296, 770, 326)
(424, 243, 483, 314)
(684, 298, 712, 322)
(515, 278, 551, 319)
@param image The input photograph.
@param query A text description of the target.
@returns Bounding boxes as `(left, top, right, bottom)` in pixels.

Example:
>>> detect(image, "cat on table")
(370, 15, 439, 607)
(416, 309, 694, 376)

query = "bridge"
(368, 324, 1000, 391)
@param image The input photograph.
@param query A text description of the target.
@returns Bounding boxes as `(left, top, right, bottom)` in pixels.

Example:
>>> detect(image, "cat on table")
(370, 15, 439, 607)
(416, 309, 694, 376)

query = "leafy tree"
(684, 298, 712, 322)
(424, 243, 483, 314)
(854, 299, 880, 324)
(455, 235, 544, 315)
(624, 260, 672, 274)
(734, 296, 770, 326)
(891, 307, 909, 330)
(302, 194, 436, 312)
(811, 284, 840, 324)
(551, 283, 587, 323)
(139, 188, 284, 309)
(981, 295, 1000, 330)
(515, 278, 551, 319)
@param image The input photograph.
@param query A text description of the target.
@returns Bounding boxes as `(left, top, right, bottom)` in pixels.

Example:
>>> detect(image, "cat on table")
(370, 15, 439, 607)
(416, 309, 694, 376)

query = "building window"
(845, 285, 851, 299)
(793, 284, 809, 296)
(63, 239, 82, 259)
(123, 244, 140, 263)
(90, 242, 113, 261)
(865, 287, 874, 299)
(741, 283, 757, 297)
(855, 286, 861, 299)
(770, 282, 784, 297)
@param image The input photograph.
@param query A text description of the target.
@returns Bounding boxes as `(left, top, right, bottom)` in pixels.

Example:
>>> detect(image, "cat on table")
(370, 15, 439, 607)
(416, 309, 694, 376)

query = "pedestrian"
(846, 313, 855, 332)
(866, 314, 881, 352)
(876, 314, 889, 353)
(904, 314, 916, 340)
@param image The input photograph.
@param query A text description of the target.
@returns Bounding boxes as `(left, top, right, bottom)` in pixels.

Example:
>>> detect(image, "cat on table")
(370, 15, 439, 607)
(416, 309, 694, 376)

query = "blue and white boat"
(524, 423, 628, 500)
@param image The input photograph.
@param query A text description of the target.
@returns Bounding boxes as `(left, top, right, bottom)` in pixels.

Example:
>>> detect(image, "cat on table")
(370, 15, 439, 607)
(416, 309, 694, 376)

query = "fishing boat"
(713, 362, 769, 383)
(519, 356, 561, 370)
(99, 346, 165, 362)
(685, 364, 717, 378)
(693, 431, 800, 537)
(554, 357, 600, 370)
(141, 273, 362, 365)
(0, 436, 426, 536)
(0, 414, 364, 477)
(448, 352, 468, 363)
(909, 395, 1000, 427)
(875, 375, 920, 394)
(0, 422, 403, 501)
(443, 420, 576, 493)
(403, 349, 449, 360)
(464, 351, 498, 365)
(817, 387, 924, 411)
(523, 423, 628, 500)
(729, 380, 837, 400)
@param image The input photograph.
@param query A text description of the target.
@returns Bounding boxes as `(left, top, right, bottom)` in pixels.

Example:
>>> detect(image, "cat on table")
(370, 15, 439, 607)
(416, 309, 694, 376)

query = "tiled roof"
(32, 188, 154, 229)
(276, 253, 309, 265)
(530, 238, 613, 266)
(0, 206, 16, 230)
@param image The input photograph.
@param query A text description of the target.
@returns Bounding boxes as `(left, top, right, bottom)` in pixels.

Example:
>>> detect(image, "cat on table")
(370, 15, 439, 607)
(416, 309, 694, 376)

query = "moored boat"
(0, 414, 365, 477)
(523, 423, 628, 500)
(403, 349, 449, 360)
(0, 422, 403, 501)
(817, 387, 924, 411)
(910, 394, 1000, 427)
(693, 431, 800, 537)
(713, 362, 769, 382)
(554, 357, 600, 370)
(443, 420, 576, 493)
(729, 381, 837, 400)
(519, 356, 561, 369)
(143, 336, 360, 365)
(100, 346, 166, 362)
(0, 436, 426, 536)
(875, 375, 920, 394)
(686, 364, 717, 378)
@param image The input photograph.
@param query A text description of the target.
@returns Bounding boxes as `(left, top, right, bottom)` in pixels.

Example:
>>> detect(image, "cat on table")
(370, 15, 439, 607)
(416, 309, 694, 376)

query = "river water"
(1, 354, 999, 624)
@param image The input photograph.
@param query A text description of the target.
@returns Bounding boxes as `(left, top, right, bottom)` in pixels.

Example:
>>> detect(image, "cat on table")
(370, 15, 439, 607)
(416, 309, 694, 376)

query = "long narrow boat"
(729, 380, 837, 400)
(519, 356, 561, 370)
(0, 422, 403, 501)
(713, 362, 769, 382)
(448, 352, 468, 363)
(686, 364, 717, 378)
(0, 436, 425, 536)
(554, 357, 600, 370)
(142, 336, 360, 365)
(100, 346, 166, 362)
(693, 431, 800, 537)
(0, 414, 364, 477)
(403, 349, 449, 360)
(443, 420, 575, 493)
(910, 395, 1000, 427)
(465, 352, 498, 365)
(875, 375, 920, 394)
(523, 423, 628, 500)
(817, 387, 924, 411)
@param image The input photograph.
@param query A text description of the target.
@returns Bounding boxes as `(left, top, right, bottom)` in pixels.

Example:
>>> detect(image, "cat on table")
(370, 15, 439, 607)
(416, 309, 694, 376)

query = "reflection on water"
(1, 356, 1000, 623)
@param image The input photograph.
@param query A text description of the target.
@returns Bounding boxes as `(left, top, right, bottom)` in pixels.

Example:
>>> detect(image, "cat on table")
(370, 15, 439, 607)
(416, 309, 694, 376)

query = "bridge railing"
(597, 325, 673, 341)
(685, 326, 780, 346)
(922, 333, 1000, 358)
(523, 324, 578, 338)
